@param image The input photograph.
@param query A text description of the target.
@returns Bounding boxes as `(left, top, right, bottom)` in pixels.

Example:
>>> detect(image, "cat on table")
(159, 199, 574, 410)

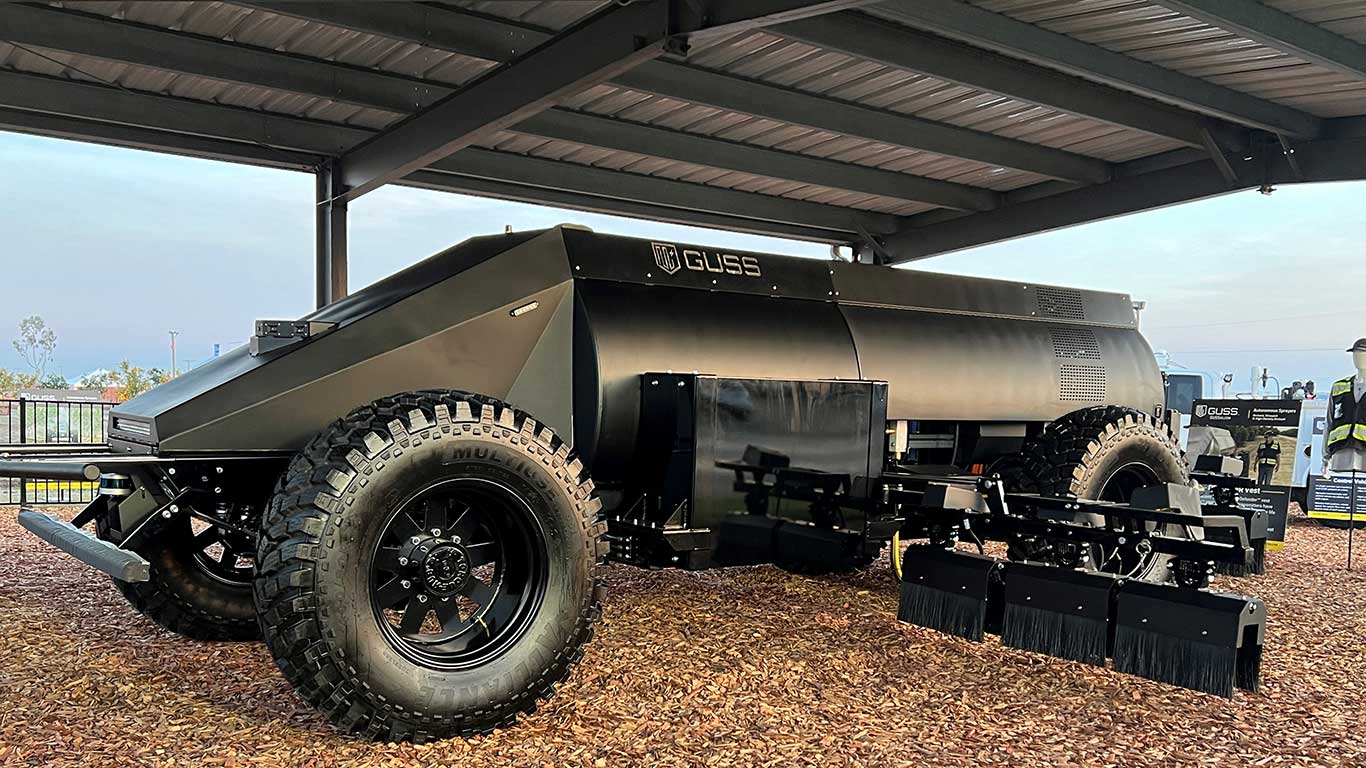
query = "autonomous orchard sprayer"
(2, 226, 1266, 741)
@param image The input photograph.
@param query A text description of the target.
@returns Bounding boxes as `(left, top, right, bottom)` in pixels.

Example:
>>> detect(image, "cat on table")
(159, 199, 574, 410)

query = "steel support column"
(315, 159, 347, 308)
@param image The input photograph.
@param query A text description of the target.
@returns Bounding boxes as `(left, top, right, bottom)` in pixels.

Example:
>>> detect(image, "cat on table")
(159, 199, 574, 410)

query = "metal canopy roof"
(3, 0, 1366, 300)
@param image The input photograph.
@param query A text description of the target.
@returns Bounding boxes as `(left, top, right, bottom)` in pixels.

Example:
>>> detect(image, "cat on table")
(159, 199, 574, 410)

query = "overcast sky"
(1, 131, 1362, 392)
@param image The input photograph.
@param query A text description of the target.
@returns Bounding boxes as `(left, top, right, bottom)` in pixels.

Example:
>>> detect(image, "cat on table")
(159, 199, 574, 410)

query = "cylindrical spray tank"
(570, 242, 1163, 480)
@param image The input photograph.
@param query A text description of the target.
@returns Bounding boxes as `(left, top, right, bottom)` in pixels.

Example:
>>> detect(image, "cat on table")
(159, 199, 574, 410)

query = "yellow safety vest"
(1328, 376, 1366, 448)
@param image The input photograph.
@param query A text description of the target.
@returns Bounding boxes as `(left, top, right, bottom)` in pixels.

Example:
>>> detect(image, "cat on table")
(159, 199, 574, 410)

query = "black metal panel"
(113, 229, 566, 452)
(691, 376, 880, 530)
(571, 281, 859, 478)
(562, 228, 834, 301)
(839, 305, 1163, 422)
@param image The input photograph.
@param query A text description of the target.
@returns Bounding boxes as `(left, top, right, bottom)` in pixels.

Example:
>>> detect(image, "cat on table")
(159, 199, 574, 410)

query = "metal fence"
(1, 398, 114, 505)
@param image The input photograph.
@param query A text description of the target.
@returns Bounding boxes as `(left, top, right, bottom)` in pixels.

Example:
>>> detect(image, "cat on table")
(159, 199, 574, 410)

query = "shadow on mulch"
(1, 506, 1364, 767)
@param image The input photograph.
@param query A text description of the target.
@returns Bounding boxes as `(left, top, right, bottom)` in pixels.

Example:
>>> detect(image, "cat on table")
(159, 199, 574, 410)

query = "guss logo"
(651, 242, 682, 275)
(650, 241, 763, 278)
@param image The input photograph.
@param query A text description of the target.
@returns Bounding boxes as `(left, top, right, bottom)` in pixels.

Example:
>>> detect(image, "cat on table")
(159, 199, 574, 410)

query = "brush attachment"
(1000, 562, 1119, 666)
(897, 546, 1002, 642)
(1112, 580, 1266, 698)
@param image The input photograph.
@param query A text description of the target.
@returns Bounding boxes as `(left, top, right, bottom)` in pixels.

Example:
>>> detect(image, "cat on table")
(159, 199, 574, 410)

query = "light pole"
(169, 330, 180, 376)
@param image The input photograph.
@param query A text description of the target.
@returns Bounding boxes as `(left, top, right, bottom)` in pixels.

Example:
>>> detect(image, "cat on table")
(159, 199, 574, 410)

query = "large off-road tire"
(1009, 405, 1192, 581)
(98, 515, 260, 641)
(254, 391, 605, 742)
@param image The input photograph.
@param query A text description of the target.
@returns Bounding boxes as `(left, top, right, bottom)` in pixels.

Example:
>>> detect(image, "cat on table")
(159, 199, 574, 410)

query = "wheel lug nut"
(411, 536, 422, 544)
(452, 535, 461, 544)
(398, 557, 409, 566)
(430, 528, 442, 536)
(416, 594, 428, 603)
(400, 579, 412, 589)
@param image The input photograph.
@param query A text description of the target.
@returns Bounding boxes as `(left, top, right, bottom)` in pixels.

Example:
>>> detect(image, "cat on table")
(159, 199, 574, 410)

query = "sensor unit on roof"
(250, 319, 337, 356)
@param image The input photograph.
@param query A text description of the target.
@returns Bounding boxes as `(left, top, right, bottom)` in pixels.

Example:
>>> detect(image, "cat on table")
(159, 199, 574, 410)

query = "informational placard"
(1191, 399, 1303, 428)
(1200, 484, 1290, 550)
(1191, 399, 1304, 487)
(1307, 473, 1366, 523)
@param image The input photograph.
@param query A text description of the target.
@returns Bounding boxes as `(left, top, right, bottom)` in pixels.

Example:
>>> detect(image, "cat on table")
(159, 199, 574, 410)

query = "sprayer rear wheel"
(1007, 406, 1193, 582)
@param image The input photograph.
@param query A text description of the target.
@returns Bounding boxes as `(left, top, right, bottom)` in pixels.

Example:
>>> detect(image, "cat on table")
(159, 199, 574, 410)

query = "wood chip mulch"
(1, 507, 1364, 767)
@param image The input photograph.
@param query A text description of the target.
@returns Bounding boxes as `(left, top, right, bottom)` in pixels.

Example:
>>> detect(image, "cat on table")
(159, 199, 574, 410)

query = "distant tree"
(76, 371, 111, 390)
(40, 373, 69, 390)
(13, 315, 57, 381)
(104, 360, 175, 401)
(0, 368, 38, 397)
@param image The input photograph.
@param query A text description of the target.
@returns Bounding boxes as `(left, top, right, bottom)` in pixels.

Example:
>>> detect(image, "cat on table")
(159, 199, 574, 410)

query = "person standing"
(1257, 434, 1281, 486)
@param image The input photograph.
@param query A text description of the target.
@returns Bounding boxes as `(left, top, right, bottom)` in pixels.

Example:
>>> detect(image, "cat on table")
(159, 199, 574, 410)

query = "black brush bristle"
(1215, 560, 1246, 577)
(898, 581, 986, 641)
(1215, 540, 1266, 577)
(1112, 626, 1238, 698)
(1001, 603, 1108, 666)
(1236, 632, 1263, 692)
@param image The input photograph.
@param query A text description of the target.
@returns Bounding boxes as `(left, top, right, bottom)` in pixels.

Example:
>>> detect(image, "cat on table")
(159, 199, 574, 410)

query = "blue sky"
(1, 131, 1362, 391)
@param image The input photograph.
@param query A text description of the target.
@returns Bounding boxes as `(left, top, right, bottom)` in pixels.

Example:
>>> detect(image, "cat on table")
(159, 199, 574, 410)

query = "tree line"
(0, 315, 173, 401)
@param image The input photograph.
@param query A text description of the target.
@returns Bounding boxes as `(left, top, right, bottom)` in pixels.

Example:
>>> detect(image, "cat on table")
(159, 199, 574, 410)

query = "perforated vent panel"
(1050, 327, 1102, 360)
(1059, 364, 1107, 401)
(1037, 286, 1086, 320)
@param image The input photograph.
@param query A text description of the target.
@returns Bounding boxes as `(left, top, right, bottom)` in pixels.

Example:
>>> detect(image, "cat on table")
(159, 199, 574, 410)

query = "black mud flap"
(712, 514, 782, 566)
(1000, 562, 1118, 666)
(1211, 509, 1268, 576)
(897, 546, 1003, 642)
(1113, 580, 1266, 697)
(773, 521, 858, 564)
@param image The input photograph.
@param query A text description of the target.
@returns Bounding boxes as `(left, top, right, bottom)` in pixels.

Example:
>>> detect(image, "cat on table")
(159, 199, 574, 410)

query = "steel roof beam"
(614, 62, 1112, 184)
(517, 110, 1001, 212)
(676, 0, 887, 46)
(402, 171, 855, 243)
(882, 160, 1245, 261)
(0, 71, 882, 243)
(0, 69, 366, 155)
(0, 107, 322, 171)
(1, 2, 1015, 206)
(335, 0, 883, 201)
(865, 0, 1321, 138)
(430, 148, 901, 236)
(241, 1, 1112, 184)
(1155, 0, 1366, 81)
(0, 3, 445, 115)
(334, 0, 673, 201)
(774, 11, 1239, 150)
(880, 135, 1366, 262)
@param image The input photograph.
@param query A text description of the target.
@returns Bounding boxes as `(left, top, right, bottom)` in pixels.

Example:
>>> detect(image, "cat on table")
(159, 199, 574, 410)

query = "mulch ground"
(1, 508, 1364, 767)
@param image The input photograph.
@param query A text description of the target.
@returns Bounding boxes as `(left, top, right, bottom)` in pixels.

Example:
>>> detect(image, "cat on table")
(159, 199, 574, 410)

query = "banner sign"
(1190, 399, 1303, 428)
(1307, 474, 1366, 523)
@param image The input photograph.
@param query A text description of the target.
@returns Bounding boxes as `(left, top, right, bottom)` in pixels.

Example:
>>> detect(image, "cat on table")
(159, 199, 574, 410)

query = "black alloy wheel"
(370, 478, 547, 669)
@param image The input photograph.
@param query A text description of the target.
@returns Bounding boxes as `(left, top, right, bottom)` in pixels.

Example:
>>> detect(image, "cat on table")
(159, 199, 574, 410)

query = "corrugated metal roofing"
(3, 0, 1366, 257)
(970, 0, 1366, 117)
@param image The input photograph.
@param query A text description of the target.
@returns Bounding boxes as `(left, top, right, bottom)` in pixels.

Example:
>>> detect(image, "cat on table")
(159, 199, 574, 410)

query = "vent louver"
(1050, 327, 1102, 360)
(1059, 364, 1107, 401)
(1037, 286, 1086, 320)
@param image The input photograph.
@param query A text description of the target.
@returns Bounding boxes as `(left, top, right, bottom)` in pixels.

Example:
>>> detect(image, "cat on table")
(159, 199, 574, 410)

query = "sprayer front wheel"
(254, 391, 606, 742)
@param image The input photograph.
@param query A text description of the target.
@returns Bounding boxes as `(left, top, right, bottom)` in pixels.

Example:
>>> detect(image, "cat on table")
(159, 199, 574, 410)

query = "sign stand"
(1350, 469, 1359, 572)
